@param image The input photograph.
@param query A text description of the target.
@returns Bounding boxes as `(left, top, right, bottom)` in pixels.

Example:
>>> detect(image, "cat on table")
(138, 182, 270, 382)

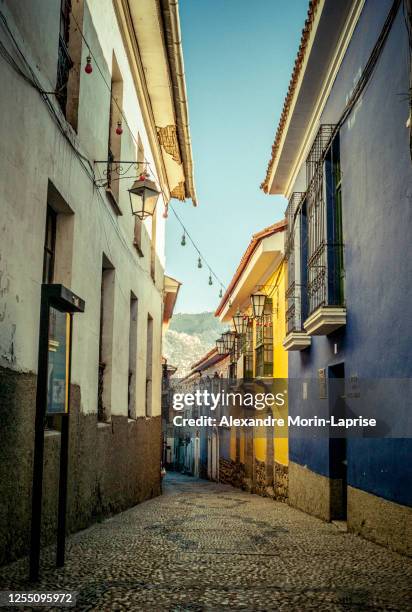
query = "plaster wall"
(0, 0, 167, 419)
(288, 0, 412, 509)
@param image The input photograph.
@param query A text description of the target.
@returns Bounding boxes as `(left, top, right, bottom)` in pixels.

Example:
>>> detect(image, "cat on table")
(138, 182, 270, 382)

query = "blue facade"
(289, 0, 412, 508)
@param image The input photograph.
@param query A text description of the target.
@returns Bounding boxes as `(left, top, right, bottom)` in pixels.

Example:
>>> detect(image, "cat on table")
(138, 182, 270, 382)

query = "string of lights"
(0, 6, 228, 302)
(169, 204, 226, 299)
(69, 10, 150, 166)
(70, 10, 228, 299)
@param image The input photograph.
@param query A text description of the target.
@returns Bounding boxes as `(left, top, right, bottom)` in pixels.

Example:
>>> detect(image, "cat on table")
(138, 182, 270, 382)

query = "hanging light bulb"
(181, 232, 186, 246)
(219, 288, 223, 298)
(85, 55, 93, 74)
(197, 257, 202, 269)
(116, 121, 123, 135)
(208, 273, 213, 286)
(163, 204, 168, 219)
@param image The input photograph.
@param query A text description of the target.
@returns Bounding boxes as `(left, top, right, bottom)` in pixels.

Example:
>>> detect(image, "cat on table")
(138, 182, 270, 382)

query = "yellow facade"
(249, 260, 289, 467)
(267, 261, 288, 467)
(217, 220, 289, 484)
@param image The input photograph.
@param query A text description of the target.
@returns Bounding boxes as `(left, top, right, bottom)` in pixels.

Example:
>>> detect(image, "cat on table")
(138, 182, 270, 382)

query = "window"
(43, 206, 57, 283)
(98, 255, 115, 422)
(306, 126, 344, 315)
(145, 314, 153, 416)
(239, 320, 253, 380)
(255, 298, 273, 377)
(285, 192, 306, 334)
(55, 0, 84, 129)
(106, 55, 123, 211)
(56, 0, 73, 116)
(128, 294, 138, 419)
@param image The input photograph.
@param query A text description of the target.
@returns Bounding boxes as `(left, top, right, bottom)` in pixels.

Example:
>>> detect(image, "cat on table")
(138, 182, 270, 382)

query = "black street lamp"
(128, 174, 160, 219)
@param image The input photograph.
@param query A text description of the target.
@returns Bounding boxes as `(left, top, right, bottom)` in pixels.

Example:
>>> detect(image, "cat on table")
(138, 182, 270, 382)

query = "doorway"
(328, 362, 347, 520)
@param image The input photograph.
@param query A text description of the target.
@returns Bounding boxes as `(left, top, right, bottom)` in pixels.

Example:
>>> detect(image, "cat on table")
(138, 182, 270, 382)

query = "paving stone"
(0, 474, 411, 611)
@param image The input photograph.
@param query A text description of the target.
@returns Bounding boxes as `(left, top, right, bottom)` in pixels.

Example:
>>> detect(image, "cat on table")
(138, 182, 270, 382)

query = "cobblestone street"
(0, 474, 411, 611)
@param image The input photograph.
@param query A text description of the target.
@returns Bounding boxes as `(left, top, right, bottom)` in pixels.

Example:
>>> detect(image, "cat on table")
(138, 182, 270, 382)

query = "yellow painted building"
(215, 220, 289, 499)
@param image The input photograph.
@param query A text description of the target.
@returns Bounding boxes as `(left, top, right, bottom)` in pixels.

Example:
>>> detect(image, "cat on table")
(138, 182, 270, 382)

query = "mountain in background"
(163, 312, 227, 377)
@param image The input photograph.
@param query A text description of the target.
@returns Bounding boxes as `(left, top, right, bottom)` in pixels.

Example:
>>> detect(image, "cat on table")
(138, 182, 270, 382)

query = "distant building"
(0, 0, 195, 565)
(262, 0, 412, 555)
(215, 221, 289, 498)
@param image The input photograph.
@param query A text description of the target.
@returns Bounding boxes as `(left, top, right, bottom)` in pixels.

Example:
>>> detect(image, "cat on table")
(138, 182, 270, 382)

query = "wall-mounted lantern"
(216, 337, 226, 355)
(233, 309, 248, 335)
(251, 292, 266, 319)
(128, 174, 160, 219)
(222, 330, 236, 353)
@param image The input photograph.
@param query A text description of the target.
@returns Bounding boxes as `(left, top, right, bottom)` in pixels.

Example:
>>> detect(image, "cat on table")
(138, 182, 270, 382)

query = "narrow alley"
(0, 474, 411, 611)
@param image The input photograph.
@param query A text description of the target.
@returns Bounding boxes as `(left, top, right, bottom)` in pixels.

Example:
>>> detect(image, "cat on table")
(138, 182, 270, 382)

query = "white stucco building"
(0, 0, 195, 565)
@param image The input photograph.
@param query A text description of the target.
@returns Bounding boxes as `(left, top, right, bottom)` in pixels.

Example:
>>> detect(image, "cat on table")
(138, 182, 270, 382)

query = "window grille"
(306, 125, 344, 315)
(285, 192, 306, 333)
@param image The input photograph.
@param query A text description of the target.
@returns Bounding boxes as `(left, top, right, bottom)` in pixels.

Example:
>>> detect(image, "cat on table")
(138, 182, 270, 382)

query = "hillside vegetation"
(163, 312, 227, 376)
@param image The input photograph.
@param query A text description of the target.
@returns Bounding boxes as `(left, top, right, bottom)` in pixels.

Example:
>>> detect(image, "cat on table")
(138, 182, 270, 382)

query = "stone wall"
(274, 462, 288, 502)
(219, 458, 245, 488)
(253, 458, 268, 496)
(348, 486, 412, 557)
(218, 457, 288, 502)
(288, 461, 334, 521)
(0, 367, 161, 566)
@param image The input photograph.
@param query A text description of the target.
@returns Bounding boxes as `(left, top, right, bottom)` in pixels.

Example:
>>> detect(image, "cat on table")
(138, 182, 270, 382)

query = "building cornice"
(215, 219, 287, 317)
(261, 0, 323, 194)
(113, 0, 196, 204)
(283, 0, 365, 198)
(113, 0, 171, 199)
(262, 0, 365, 197)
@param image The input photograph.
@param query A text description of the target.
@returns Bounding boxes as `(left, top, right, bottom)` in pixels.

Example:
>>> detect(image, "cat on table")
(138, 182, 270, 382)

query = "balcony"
(305, 242, 346, 335)
(304, 306, 346, 336)
(283, 331, 311, 351)
(284, 283, 311, 351)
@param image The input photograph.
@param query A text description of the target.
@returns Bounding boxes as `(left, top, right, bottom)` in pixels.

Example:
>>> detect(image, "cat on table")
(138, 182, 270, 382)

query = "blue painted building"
(262, 0, 412, 555)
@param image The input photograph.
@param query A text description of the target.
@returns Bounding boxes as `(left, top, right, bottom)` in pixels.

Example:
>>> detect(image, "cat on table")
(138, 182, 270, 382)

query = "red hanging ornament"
(163, 204, 168, 219)
(85, 55, 93, 74)
(116, 121, 123, 135)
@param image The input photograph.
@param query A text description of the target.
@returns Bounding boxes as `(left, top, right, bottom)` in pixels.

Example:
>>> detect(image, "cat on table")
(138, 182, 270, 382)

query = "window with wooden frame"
(56, 0, 84, 129)
(106, 54, 123, 212)
(255, 298, 273, 377)
(43, 206, 57, 284)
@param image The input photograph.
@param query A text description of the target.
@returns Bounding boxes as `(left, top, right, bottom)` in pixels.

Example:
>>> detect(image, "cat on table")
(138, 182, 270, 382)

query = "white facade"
(0, 0, 195, 419)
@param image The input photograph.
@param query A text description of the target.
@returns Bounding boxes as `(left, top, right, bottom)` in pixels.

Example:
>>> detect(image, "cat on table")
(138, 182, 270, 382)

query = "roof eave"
(160, 0, 197, 205)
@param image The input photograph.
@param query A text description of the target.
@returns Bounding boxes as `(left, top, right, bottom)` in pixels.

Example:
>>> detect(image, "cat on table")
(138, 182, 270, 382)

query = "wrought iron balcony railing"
(285, 282, 308, 334)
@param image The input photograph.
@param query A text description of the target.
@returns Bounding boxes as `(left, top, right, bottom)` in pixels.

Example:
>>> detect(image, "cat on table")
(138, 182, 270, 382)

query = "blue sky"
(165, 0, 309, 313)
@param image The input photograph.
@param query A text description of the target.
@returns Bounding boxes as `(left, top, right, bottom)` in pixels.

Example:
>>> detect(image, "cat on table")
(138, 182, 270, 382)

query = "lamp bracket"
(93, 160, 151, 188)
(256, 284, 275, 294)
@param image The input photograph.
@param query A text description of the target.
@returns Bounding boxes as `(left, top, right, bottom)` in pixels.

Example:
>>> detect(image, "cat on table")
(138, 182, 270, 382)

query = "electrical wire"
(69, 10, 151, 167)
(169, 204, 227, 295)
